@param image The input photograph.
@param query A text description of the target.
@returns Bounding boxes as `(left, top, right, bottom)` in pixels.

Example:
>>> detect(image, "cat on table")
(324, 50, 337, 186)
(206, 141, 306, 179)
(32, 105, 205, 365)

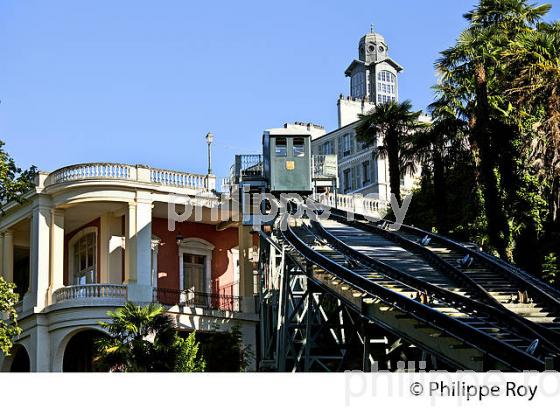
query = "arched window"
(69, 228, 97, 285)
(376, 70, 397, 103)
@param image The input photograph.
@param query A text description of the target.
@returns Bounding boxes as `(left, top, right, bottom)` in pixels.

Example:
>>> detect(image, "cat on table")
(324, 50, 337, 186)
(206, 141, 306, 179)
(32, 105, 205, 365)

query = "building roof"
(344, 57, 404, 76)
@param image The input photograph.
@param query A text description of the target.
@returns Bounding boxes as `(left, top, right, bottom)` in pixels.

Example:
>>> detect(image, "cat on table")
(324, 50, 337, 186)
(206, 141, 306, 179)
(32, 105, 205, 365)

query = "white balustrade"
(46, 163, 133, 185)
(53, 284, 127, 303)
(149, 168, 208, 190)
(315, 193, 388, 219)
(44, 163, 213, 192)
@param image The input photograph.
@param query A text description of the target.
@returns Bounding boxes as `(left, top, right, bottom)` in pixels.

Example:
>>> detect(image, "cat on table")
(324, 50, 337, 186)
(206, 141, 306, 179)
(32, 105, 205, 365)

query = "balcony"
(154, 288, 241, 312)
(52, 284, 128, 304)
(42, 162, 215, 192)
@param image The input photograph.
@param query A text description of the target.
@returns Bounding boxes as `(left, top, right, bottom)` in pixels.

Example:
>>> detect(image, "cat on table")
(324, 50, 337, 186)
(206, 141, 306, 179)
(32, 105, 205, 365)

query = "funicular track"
(323, 206, 560, 339)
(267, 203, 560, 371)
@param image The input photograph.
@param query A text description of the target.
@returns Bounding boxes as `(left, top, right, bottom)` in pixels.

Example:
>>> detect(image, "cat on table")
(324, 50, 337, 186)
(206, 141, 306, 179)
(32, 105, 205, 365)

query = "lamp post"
(206, 132, 214, 175)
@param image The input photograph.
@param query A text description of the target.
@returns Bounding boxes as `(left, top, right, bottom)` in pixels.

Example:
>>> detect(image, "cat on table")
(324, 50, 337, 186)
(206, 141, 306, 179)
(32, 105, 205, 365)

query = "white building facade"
(305, 30, 419, 199)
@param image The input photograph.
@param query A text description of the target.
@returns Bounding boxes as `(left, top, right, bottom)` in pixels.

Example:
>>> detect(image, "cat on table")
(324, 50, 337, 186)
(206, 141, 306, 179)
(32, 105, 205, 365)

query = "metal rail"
(323, 207, 560, 347)
(278, 211, 546, 371)
(309, 217, 560, 356)
(381, 220, 560, 312)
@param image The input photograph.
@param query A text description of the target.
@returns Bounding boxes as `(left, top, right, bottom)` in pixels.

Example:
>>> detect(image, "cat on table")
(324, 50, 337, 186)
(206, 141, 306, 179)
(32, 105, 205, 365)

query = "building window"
(178, 238, 214, 305)
(293, 137, 305, 157)
(275, 137, 287, 157)
(343, 169, 351, 193)
(71, 231, 97, 285)
(338, 133, 353, 157)
(362, 161, 371, 185)
(183, 254, 205, 293)
(354, 165, 361, 190)
(376, 70, 397, 104)
(322, 140, 334, 155)
(351, 71, 365, 98)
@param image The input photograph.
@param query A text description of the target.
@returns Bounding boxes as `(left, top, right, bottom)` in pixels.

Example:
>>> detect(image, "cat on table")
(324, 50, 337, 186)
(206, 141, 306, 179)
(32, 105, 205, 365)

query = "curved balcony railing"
(45, 163, 133, 185)
(44, 162, 215, 191)
(53, 284, 127, 304)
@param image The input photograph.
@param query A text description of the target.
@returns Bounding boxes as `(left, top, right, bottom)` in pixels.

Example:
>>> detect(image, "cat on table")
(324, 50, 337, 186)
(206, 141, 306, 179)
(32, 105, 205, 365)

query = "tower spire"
(370, 23, 375, 33)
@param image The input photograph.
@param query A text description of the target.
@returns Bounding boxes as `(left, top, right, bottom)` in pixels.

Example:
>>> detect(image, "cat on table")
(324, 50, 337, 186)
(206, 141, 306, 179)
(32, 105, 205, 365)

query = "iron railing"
(154, 288, 241, 312)
(230, 154, 264, 184)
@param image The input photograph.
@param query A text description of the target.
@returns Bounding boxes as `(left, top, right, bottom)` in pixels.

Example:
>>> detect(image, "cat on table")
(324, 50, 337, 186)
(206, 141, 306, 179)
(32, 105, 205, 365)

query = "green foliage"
(0, 278, 21, 355)
(355, 100, 427, 206)
(0, 140, 36, 207)
(95, 302, 190, 372)
(542, 252, 560, 287)
(407, 0, 560, 277)
(199, 325, 253, 372)
(174, 332, 206, 372)
(96, 302, 207, 372)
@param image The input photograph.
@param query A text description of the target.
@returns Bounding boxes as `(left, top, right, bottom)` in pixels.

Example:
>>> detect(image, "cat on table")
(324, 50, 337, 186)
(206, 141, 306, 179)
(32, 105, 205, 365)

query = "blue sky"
(1, 0, 559, 179)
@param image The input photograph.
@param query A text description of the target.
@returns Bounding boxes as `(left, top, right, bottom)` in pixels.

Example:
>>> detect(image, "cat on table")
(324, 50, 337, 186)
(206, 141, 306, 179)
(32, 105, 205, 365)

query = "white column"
(99, 213, 111, 283)
(48, 209, 64, 303)
(238, 224, 255, 313)
(2, 230, 14, 283)
(125, 199, 153, 303)
(27, 206, 51, 311)
(124, 203, 136, 283)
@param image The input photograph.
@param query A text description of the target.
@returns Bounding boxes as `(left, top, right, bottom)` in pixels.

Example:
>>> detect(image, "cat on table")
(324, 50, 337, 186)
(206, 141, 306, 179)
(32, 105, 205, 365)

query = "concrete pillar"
(125, 199, 153, 303)
(28, 206, 51, 311)
(2, 230, 14, 283)
(238, 224, 255, 313)
(30, 323, 50, 371)
(48, 209, 65, 303)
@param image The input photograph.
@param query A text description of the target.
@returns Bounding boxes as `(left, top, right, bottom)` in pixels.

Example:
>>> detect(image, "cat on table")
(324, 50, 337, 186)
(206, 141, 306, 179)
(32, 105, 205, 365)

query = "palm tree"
(505, 22, 560, 227)
(403, 95, 468, 234)
(355, 100, 426, 207)
(95, 302, 204, 372)
(435, 0, 551, 260)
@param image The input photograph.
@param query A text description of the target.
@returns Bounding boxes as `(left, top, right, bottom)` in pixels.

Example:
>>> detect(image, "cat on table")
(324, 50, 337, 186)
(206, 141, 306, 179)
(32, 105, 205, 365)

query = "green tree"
(505, 22, 560, 228)
(0, 140, 36, 207)
(403, 93, 468, 234)
(0, 140, 33, 355)
(174, 331, 206, 372)
(95, 302, 204, 372)
(201, 325, 253, 372)
(435, 0, 551, 260)
(0, 278, 21, 355)
(355, 100, 426, 207)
